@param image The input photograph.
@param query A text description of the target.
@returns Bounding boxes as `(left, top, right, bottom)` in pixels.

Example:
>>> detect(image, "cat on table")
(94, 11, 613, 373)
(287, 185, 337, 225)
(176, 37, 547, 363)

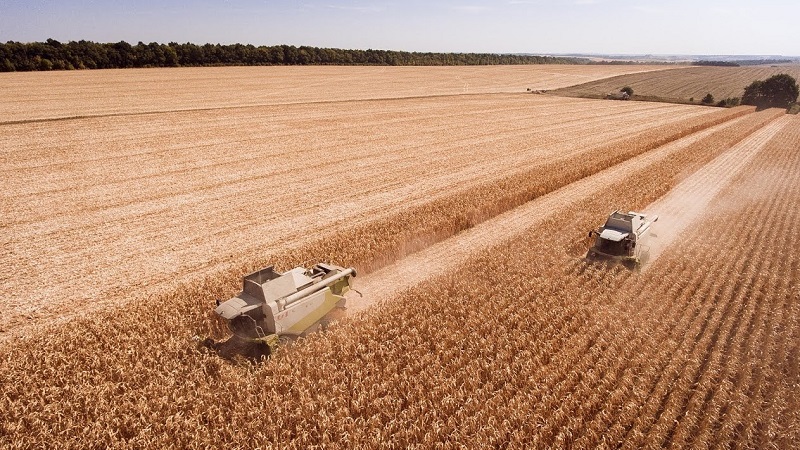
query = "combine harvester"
(203, 263, 356, 360)
(587, 210, 658, 268)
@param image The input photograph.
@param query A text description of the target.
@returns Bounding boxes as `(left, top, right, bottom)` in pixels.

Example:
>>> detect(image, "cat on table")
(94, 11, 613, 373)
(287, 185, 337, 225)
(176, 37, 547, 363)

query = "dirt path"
(343, 115, 755, 315)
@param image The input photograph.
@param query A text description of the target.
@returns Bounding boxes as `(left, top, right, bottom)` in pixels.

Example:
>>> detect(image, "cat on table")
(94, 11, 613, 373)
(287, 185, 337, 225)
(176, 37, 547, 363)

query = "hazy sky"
(1, 0, 798, 55)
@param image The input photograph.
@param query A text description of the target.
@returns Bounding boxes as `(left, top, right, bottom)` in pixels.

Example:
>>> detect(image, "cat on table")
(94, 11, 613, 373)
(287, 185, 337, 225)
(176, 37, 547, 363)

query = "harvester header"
(588, 210, 658, 265)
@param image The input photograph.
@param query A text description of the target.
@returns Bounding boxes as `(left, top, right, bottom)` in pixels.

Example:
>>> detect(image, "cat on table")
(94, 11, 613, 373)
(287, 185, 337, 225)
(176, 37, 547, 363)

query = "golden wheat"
(1, 64, 797, 448)
(1, 106, 796, 448)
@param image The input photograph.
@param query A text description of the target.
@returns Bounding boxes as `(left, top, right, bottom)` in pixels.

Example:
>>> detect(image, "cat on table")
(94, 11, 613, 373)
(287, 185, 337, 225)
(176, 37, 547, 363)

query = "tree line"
(0, 39, 587, 72)
(691, 59, 795, 67)
(692, 61, 741, 67)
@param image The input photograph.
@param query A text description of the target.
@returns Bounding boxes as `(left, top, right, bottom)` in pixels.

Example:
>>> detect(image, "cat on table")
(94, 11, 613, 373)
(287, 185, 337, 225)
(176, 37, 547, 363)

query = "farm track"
(1, 95, 744, 336)
(644, 115, 792, 265)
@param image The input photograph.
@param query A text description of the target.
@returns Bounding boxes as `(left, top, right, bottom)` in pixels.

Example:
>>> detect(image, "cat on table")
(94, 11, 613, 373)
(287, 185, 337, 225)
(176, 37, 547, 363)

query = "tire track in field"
(643, 114, 791, 268)
(343, 116, 744, 314)
(0, 91, 664, 128)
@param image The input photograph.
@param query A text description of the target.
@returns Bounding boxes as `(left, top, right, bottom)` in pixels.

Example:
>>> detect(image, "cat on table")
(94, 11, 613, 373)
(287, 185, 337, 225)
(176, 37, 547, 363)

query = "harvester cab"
(203, 263, 356, 360)
(588, 210, 658, 266)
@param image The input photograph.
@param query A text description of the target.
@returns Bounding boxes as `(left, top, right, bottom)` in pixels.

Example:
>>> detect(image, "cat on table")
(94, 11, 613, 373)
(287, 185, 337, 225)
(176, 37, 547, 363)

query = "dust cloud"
(644, 117, 788, 269)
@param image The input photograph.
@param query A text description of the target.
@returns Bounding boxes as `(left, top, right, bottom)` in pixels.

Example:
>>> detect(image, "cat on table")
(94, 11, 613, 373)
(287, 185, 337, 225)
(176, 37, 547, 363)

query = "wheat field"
(1, 66, 798, 448)
(0, 64, 673, 123)
(1, 89, 738, 335)
(552, 65, 800, 103)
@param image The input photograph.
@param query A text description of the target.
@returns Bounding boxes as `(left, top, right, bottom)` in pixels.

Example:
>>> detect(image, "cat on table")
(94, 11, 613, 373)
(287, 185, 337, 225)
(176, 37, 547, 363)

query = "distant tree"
(163, 45, 179, 67)
(620, 86, 634, 96)
(702, 93, 715, 104)
(742, 80, 764, 106)
(742, 74, 799, 109)
(724, 97, 741, 107)
(38, 57, 53, 71)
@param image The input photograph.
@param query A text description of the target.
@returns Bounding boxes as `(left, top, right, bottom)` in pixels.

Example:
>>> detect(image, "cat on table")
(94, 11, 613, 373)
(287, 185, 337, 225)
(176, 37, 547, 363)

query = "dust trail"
(644, 116, 791, 268)
(344, 117, 743, 315)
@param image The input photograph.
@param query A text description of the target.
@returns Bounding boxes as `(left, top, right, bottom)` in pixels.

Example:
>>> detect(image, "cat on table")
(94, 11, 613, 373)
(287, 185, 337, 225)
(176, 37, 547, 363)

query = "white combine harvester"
(588, 210, 658, 266)
(203, 263, 356, 359)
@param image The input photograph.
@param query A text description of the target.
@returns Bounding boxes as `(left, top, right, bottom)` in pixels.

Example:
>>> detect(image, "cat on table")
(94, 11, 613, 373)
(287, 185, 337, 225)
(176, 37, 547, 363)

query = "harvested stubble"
(285, 104, 755, 274)
(1, 109, 794, 448)
(1, 95, 744, 335)
(0, 65, 674, 123)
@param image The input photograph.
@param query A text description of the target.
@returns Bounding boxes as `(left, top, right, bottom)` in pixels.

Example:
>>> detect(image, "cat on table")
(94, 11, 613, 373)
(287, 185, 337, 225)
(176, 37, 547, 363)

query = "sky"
(0, 0, 798, 56)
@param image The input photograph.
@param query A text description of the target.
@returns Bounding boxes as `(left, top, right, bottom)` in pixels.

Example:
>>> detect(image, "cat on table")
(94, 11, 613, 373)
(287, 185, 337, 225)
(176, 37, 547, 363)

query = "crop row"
(0, 108, 790, 447)
(613, 114, 800, 448)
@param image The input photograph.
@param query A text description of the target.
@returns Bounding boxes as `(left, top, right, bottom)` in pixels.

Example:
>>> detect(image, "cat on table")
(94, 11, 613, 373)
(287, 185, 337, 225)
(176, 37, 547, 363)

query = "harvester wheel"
(201, 335, 272, 362)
